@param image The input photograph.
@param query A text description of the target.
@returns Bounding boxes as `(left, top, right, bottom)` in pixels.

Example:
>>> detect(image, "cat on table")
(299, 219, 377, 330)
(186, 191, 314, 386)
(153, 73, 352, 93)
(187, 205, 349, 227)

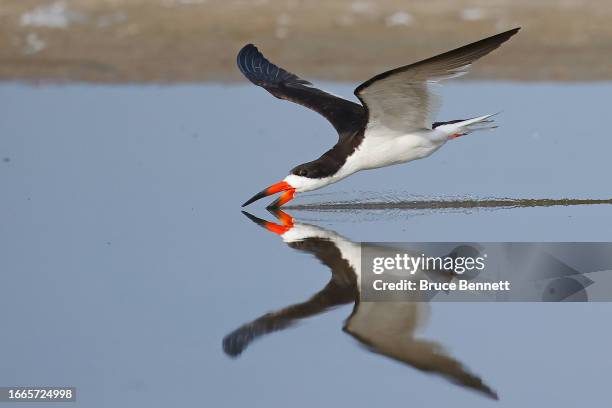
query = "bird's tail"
(433, 113, 499, 139)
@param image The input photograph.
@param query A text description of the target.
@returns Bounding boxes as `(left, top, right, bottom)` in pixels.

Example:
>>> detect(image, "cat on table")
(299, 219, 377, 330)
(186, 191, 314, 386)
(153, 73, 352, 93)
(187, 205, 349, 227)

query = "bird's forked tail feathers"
(433, 113, 499, 139)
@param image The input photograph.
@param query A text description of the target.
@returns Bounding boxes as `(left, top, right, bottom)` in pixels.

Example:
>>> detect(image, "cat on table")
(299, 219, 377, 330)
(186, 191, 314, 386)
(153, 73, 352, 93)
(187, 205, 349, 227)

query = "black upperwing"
(237, 44, 367, 139)
(354, 28, 520, 96)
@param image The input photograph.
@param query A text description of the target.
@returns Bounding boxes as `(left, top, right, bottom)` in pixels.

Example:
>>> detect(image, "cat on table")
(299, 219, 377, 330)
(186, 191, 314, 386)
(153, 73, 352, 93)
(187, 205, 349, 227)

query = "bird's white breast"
(283, 128, 447, 193)
(336, 128, 447, 178)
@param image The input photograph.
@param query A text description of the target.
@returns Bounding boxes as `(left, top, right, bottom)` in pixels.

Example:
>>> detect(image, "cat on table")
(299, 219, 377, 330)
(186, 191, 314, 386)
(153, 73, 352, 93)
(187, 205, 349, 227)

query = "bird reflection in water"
(224, 209, 497, 399)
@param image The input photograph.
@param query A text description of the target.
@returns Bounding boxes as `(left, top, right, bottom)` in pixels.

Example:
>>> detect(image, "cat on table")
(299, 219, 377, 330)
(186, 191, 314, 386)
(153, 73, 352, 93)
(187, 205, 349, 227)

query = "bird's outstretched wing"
(344, 301, 498, 399)
(354, 28, 520, 134)
(237, 44, 367, 139)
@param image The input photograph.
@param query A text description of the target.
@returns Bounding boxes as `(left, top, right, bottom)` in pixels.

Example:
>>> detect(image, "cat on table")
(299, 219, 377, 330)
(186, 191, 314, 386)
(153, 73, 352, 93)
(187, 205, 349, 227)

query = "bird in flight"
(239, 28, 520, 208)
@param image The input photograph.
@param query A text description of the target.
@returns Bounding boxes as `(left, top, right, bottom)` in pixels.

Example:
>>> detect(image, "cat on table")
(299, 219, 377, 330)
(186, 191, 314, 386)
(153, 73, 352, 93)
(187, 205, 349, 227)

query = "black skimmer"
(227, 210, 498, 399)
(239, 28, 520, 208)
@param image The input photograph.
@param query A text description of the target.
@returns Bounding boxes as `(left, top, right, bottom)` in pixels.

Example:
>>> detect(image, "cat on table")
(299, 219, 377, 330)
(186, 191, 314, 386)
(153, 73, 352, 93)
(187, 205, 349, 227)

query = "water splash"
(285, 195, 612, 211)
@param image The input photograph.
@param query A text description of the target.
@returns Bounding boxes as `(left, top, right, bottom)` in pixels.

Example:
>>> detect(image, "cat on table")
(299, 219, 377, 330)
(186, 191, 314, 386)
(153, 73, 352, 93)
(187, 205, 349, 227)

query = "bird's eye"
(298, 169, 308, 177)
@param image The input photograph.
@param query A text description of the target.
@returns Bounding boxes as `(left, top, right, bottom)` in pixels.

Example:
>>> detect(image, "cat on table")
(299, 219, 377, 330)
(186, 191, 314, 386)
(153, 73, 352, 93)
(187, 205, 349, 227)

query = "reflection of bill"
(226, 209, 498, 399)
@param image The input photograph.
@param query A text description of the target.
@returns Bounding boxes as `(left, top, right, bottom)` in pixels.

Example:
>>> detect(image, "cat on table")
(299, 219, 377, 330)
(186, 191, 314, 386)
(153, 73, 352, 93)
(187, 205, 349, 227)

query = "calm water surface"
(1, 82, 611, 407)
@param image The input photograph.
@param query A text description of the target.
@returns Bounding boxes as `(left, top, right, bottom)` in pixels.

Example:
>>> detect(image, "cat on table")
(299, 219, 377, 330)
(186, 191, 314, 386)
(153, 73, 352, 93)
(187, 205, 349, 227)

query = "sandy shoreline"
(2, 0, 612, 83)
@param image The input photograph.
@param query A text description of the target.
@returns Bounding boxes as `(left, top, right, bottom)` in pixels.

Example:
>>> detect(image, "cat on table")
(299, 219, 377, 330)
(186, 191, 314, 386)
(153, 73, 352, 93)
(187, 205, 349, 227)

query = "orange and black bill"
(242, 181, 295, 208)
(241, 210, 294, 235)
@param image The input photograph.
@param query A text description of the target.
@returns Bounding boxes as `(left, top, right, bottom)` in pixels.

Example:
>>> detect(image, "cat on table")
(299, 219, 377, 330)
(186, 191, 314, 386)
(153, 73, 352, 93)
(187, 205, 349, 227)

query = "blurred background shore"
(1, 0, 611, 83)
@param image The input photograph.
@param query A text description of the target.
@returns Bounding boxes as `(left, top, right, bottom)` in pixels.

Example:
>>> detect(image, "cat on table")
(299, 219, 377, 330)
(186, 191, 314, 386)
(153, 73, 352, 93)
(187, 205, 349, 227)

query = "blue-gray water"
(1, 82, 611, 407)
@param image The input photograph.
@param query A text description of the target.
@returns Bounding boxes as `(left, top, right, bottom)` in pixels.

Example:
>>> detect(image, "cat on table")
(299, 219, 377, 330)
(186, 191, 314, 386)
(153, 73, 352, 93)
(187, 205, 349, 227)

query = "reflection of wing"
(238, 211, 497, 399)
(237, 44, 366, 139)
(287, 237, 357, 287)
(354, 28, 519, 134)
(344, 301, 498, 399)
(223, 237, 358, 357)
